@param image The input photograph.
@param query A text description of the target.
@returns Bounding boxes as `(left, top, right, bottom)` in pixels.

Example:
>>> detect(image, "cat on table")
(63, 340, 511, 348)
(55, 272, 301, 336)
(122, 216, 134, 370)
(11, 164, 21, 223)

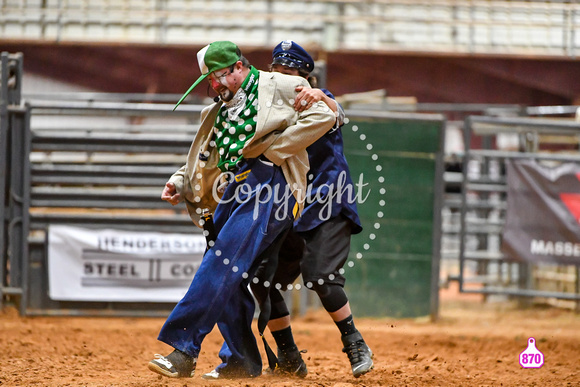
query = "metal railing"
(457, 115, 580, 305)
(1, 96, 204, 315)
(0, 52, 24, 313)
(1, 0, 579, 57)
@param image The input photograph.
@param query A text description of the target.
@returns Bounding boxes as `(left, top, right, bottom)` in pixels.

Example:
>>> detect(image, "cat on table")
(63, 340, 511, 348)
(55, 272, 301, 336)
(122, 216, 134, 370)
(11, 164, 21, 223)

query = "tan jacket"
(169, 70, 336, 227)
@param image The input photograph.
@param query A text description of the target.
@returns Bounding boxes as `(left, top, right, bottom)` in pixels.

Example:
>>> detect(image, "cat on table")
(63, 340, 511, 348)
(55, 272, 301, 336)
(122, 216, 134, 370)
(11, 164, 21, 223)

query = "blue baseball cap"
(271, 40, 314, 73)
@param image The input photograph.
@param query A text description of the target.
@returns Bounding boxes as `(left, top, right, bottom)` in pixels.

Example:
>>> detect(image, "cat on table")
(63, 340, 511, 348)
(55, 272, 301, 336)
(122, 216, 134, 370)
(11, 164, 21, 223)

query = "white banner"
(48, 225, 206, 302)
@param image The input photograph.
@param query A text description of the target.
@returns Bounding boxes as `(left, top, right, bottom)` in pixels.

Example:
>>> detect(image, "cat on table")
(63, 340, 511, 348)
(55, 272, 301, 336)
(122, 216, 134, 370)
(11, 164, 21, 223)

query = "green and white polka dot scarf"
(214, 66, 259, 172)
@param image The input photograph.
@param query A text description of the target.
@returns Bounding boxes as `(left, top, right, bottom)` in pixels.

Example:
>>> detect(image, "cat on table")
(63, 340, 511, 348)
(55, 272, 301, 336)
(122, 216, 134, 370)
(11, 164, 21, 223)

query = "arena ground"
(1, 285, 579, 386)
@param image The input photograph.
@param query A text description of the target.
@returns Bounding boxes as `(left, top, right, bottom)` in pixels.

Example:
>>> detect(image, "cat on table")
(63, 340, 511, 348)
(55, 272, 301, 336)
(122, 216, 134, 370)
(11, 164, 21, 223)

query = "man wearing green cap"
(204, 40, 373, 381)
(147, 41, 336, 379)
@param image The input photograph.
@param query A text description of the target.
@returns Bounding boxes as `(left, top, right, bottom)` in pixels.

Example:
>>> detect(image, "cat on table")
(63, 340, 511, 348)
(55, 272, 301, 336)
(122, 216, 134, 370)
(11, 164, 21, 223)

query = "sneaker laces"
(342, 341, 369, 364)
(153, 354, 174, 369)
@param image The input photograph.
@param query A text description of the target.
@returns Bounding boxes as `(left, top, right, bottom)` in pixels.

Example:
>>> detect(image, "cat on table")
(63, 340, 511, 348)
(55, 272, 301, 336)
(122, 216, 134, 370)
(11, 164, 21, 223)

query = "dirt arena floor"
(1, 286, 579, 387)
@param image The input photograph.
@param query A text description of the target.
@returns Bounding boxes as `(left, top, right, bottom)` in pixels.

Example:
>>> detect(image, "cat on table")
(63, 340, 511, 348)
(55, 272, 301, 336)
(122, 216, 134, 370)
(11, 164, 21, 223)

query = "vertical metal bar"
(5, 51, 24, 312)
(0, 51, 22, 310)
(8, 53, 22, 105)
(518, 125, 536, 307)
(574, 266, 580, 313)
(481, 137, 492, 294)
(7, 106, 28, 313)
(458, 116, 474, 293)
(0, 52, 9, 309)
(430, 117, 446, 322)
(19, 105, 31, 315)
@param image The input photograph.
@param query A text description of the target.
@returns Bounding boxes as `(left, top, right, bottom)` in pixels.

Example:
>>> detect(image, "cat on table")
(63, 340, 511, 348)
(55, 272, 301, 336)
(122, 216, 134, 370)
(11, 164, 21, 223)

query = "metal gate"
(0, 52, 26, 313)
(457, 115, 580, 307)
(1, 51, 204, 316)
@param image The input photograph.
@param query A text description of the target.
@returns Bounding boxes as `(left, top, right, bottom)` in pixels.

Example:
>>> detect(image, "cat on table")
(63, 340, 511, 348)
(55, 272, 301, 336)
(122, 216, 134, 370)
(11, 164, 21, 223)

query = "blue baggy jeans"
(157, 158, 296, 376)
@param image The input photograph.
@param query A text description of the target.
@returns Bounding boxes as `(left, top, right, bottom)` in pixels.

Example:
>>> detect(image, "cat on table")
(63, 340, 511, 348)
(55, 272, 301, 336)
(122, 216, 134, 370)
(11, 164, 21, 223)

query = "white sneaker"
(201, 368, 220, 380)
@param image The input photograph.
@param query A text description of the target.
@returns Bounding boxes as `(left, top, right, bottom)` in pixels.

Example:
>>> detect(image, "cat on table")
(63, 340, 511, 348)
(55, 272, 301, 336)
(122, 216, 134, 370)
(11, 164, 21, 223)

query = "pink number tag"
(519, 337, 544, 369)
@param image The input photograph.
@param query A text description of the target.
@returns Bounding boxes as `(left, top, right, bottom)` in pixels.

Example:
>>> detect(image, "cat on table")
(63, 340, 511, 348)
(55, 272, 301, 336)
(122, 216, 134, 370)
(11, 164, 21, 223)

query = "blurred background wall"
(1, 0, 579, 105)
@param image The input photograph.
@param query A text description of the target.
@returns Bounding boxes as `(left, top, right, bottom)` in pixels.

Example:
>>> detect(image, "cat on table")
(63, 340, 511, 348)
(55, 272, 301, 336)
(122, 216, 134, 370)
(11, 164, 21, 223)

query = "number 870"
(521, 354, 542, 364)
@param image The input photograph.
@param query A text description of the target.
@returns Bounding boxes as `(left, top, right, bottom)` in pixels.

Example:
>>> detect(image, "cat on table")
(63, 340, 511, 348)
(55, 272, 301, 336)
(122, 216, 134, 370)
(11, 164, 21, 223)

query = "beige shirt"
(169, 70, 336, 227)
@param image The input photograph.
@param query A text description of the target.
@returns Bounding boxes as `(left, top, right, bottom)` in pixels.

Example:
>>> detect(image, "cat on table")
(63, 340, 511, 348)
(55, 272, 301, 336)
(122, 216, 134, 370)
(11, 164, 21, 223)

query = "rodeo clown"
(204, 40, 373, 380)
(147, 41, 336, 379)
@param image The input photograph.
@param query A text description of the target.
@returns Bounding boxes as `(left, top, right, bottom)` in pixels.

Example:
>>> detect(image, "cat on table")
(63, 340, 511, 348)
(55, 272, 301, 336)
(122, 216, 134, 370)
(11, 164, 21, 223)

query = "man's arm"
(293, 86, 345, 128)
(293, 87, 334, 111)
(161, 165, 186, 205)
(262, 98, 336, 165)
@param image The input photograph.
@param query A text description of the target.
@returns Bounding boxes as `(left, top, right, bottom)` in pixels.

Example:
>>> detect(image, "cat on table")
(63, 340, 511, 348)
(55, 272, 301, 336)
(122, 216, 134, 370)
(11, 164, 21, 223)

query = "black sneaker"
(275, 346, 308, 378)
(148, 349, 196, 378)
(341, 332, 374, 378)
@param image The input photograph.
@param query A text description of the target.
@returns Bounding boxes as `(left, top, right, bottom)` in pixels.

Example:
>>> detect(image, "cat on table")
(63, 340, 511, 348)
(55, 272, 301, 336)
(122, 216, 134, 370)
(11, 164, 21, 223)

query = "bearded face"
(209, 64, 244, 102)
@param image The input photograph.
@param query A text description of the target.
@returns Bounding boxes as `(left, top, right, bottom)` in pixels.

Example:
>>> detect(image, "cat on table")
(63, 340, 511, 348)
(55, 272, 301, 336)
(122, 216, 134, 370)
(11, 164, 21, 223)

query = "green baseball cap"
(173, 41, 241, 110)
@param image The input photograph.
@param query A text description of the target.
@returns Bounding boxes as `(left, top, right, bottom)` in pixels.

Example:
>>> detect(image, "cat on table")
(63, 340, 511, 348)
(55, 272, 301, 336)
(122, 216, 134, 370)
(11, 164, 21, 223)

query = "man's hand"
(294, 86, 333, 112)
(161, 182, 181, 205)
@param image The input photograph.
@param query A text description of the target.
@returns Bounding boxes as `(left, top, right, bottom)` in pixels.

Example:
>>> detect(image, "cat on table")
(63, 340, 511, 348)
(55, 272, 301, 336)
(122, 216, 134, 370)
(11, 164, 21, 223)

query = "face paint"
(217, 75, 231, 88)
(210, 69, 236, 102)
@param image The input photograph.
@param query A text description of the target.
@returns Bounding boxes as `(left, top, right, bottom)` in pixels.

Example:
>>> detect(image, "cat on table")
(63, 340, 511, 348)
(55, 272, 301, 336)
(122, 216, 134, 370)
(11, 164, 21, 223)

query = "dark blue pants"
(157, 158, 295, 376)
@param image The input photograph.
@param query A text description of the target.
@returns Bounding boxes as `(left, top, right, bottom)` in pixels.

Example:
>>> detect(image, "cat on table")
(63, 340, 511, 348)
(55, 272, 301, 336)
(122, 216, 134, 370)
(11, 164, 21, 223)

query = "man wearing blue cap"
(257, 40, 373, 379)
(203, 40, 373, 380)
(147, 40, 336, 379)
(270, 40, 343, 120)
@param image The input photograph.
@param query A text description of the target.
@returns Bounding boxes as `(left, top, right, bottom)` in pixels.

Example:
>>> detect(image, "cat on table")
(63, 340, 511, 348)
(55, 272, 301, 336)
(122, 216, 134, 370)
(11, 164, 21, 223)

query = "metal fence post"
(7, 104, 31, 314)
(0, 54, 8, 309)
(516, 130, 539, 308)
(1, 52, 24, 310)
(430, 116, 446, 322)
(458, 116, 473, 294)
